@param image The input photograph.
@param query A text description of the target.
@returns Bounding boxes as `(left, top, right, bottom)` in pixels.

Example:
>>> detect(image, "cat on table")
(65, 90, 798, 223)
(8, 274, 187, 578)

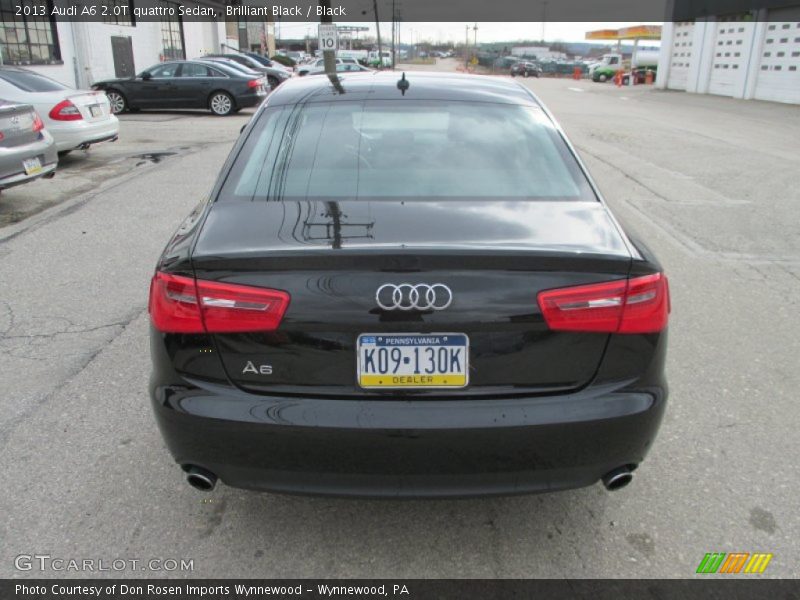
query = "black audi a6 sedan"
(92, 60, 268, 116)
(148, 71, 669, 497)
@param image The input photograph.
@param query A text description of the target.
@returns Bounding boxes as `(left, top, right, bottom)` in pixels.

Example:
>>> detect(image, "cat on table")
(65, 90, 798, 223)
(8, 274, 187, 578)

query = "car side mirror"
(141, 72, 152, 81)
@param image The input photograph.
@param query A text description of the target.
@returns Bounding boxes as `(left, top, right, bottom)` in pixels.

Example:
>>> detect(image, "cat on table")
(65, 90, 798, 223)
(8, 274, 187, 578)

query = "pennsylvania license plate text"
(357, 334, 469, 389)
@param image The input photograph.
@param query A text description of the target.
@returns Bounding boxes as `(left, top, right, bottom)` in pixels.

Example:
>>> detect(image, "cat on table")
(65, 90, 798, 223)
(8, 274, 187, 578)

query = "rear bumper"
(234, 91, 268, 109)
(0, 132, 58, 189)
(0, 161, 56, 189)
(49, 117, 120, 152)
(150, 378, 667, 498)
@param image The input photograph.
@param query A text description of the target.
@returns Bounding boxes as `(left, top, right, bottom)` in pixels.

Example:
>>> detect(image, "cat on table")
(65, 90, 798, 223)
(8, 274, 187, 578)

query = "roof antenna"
(397, 72, 410, 96)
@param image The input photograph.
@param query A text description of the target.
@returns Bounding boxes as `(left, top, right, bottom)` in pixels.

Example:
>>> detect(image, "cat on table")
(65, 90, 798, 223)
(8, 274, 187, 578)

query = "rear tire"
(105, 90, 127, 114)
(598, 74, 608, 82)
(209, 91, 235, 116)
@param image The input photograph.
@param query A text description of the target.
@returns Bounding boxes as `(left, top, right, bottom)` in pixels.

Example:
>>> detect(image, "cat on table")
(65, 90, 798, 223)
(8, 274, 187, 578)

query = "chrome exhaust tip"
(602, 466, 634, 491)
(184, 465, 217, 492)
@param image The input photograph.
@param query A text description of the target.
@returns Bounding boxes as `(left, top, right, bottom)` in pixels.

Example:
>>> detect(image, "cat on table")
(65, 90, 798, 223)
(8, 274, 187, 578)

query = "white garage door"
(667, 21, 695, 90)
(708, 16, 754, 97)
(754, 10, 800, 104)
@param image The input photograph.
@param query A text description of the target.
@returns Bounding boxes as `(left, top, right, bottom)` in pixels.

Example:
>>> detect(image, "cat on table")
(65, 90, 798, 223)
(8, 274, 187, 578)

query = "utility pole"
(465, 24, 469, 68)
(373, 0, 382, 68)
(541, 2, 548, 43)
(396, 10, 401, 63)
(319, 0, 335, 77)
(473, 23, 478, 50)
(391, 0, 396, 69)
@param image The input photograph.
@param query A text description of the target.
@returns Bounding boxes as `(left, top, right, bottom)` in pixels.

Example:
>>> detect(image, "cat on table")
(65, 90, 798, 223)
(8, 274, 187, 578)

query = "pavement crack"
(577, 145, 674, 204)
(0, 319, 132, 342)
(0, 306, 147, 450)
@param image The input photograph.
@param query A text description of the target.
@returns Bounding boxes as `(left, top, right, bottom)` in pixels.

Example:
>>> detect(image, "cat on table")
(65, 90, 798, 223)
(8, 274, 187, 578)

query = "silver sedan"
(0, 100, 57, 191)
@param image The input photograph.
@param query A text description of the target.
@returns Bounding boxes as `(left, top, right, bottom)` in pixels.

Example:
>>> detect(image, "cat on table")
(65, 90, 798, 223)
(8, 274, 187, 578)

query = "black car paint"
(149, 72, 668, 497)
(91, 61, 265, 113)
(202, 54, 288, 89)
(511, 62, 541, 77)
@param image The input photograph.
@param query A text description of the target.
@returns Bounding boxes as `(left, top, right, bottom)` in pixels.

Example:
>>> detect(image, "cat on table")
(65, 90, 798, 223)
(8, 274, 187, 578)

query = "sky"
(273, 22, 663, 45)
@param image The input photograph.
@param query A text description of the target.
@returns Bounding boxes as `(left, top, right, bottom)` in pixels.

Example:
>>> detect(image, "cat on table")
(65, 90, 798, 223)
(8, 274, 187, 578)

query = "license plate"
(89, 105, 102, 117)
(357, 333, 469, 389)
(22, 157, 42, 176)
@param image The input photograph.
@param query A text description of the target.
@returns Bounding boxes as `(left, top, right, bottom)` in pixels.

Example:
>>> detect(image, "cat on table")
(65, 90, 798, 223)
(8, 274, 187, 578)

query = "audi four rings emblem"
(375, 283, 453, 311)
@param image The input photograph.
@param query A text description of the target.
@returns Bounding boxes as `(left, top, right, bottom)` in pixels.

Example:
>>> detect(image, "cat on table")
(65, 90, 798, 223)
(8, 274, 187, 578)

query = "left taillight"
(148, 271, 290, 334)
(537, 272, 670, 334)
(49, 99, 83, 121)
(247, 79, 262, 88)
(32, 112, 45, 132)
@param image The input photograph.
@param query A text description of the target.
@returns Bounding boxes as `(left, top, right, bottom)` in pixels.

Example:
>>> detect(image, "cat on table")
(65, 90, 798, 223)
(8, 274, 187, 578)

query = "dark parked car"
(510, 61, 541, 78)
(243, 51, 293, 73)
(0, 100, 57, 190)
(148, 72, 669, 497)
(201, 53, 290, 89)
(91, 61, 268, 116)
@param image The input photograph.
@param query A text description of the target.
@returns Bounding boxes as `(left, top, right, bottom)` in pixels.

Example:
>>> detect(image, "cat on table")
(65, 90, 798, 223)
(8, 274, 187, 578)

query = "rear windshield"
(220, 100, 596, 201)
(0, 70, 69, 92)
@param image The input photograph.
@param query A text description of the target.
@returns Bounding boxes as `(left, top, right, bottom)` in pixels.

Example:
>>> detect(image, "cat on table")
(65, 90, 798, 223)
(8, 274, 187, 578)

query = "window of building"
(0, 0, 61, 64)
(102, 0, 134, 26)
(157, 0, 184, 60)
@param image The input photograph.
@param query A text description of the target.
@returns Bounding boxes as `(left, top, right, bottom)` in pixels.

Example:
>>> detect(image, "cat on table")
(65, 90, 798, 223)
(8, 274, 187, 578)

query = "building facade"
(656, 8, 800, 104)
(511, 46, 567, 61)
(0, 0, 273, 89)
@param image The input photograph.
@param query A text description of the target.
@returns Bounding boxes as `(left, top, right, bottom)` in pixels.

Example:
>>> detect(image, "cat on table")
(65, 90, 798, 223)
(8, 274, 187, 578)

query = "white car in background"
(296, 57, 361, 76)
(0, 67, 119, 155)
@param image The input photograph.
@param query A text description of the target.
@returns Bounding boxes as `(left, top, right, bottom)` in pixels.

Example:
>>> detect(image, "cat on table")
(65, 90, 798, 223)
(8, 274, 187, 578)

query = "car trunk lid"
(67, 92, 112, 122)
(0, 102, 40, 148)
(188, 199, 632, 397)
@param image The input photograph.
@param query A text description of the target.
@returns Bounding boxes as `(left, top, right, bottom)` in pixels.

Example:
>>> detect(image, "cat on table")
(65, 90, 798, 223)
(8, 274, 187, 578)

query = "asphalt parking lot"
(0, 68, 798, 578)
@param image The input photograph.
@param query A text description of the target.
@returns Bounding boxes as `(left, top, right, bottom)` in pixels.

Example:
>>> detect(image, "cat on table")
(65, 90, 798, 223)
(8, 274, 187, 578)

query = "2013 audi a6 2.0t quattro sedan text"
(148, 72, 669, 497)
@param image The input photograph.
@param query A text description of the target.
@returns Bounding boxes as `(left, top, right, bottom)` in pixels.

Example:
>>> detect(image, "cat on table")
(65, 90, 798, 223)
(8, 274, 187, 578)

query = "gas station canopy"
(585, 25, 662, 41)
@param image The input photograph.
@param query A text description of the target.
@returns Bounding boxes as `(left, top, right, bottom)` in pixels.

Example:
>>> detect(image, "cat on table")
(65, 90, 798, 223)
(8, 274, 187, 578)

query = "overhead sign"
(586, 25, 662, 41)
(318, 24, 338, 52)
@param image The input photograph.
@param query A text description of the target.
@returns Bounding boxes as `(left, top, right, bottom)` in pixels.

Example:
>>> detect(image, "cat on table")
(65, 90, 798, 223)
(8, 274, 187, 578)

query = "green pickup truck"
(592, 66, 657, 84)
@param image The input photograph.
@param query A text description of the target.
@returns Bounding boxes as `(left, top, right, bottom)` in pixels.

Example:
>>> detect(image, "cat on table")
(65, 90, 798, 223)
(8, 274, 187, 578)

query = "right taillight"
(32, 112, 45, 132)
(49, 99, 83, 121)
(148, 271, 290, 334)
(537, 273, 670, 334)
